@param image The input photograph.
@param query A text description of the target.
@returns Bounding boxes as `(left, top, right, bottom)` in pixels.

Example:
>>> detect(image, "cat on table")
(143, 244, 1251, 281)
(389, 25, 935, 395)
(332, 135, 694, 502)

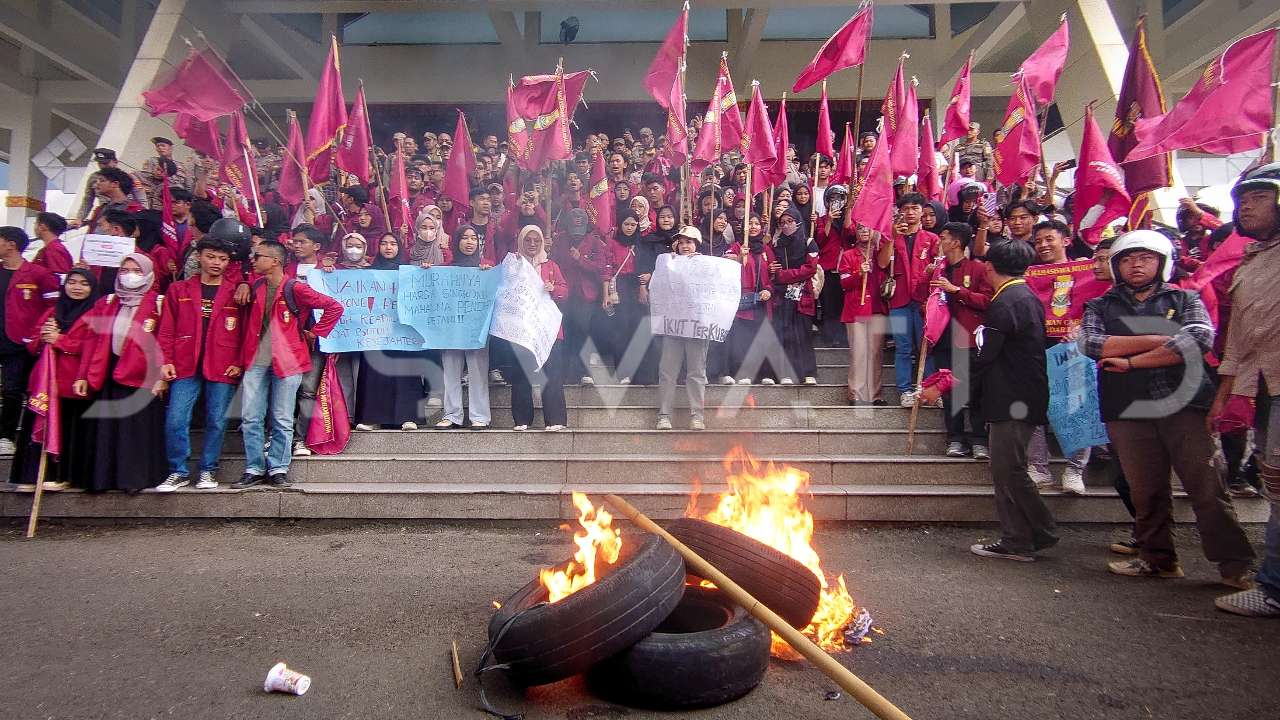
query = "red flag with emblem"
(1019, 16, 1069, 108)
(278, 110, 307, 207)
(850, 125, 894, 238)
(174, 113, 223, 162)
(791, 1, 873, 93)
(917, 113, 942, 202)
(692, 54, 744, 170)
(337, 83, 372, 185)
(443, 110, 477, 211)
(940, 53, 973, 145)
(304, 36, 348, 183)
(881, 57, 919, 178)
(508, 68, 591, 171)
(816, 82, 835, 159)
(220, 111, 259, 210)
(27, 345, 60, 457)
(143, 49, 245, 122)
(833, 123, 856, 186)
(743, 82, 777, 190)
(994, 75, 1041, 187)
(306, 354, 351, 455)
(1075, 104, 1131, 246)
(587, 149, 615, 234)
(664, 65, 690, 165)
(1108, 16, 1170, 195)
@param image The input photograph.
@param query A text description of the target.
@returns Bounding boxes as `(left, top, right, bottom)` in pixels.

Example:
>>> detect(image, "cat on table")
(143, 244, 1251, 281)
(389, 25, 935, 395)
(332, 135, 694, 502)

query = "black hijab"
(792, 184, 813, 230)
(55, 268, 100, 331)
(746, 213, 767, 255)
(613, 212, 642, 248)
(451, 224, 483, 268)
(774, 206, 813, 268)
(924, 200, 947, 236)
(369, 234, 404, 269)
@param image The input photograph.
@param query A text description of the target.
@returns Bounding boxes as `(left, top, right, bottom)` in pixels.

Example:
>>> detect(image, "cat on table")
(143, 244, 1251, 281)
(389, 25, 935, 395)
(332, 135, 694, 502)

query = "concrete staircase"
(1, 347, 1266, 523)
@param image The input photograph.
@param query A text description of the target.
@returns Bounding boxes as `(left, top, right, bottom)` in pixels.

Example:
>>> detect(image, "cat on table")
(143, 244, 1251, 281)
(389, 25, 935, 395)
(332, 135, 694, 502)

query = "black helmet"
(824, 184, 849, 214)
(207, 218, 252, 261)
(1230, 162, 1280, 239)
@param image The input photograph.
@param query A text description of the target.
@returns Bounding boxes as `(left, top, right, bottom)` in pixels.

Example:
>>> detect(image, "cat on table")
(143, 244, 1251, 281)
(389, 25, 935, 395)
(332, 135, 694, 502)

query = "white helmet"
(1109, 229, 1174, 283)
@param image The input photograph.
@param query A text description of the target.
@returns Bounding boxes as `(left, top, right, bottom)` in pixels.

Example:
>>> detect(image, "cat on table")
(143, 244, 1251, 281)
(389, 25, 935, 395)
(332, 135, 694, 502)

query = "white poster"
(649, 253, 741, 343)
(489, 253, 563, 370)
(79, 233, 136, 267)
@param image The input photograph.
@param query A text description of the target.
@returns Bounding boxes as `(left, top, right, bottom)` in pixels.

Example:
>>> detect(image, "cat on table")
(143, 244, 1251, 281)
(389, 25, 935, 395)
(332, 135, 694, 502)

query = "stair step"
(481, 383, 898, 407)
(422, 405, 944, 429)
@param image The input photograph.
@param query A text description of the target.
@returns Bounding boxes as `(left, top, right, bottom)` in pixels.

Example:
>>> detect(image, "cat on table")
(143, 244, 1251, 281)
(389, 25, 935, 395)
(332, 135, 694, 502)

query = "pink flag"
(220, 111, 259, 210)
(816, 82, 835, 159)
(161, 174, 179, 253)
(278, 110, 307, 207)
(922, 265, 951, 347)
(389, 142, 412, 243)
(174, 114, 222, 161)
(917, 113, 942, 202)
(304, 36, 348, 183)
(337, 84, 372, 185)
(1108, 17, 1170, 195)
(742, 82, 777, 192)
(850, 125, 894, 239)
(833, 123, 855, 186)
(508, 69, 591, 171)
(587, 149, 615, 234)
(791, 1, 874, 93)
(755, 95, 791, 189)
(644, 4, 687, 109)
(143, 49, 244, 122)
(940, 53, 972, 145)
(27, 345, 60, 457)
(881, 58, 919, 178)
(1019, 17, 1069, 108)
(443, 110, 477, 211)
(1074, 104, 1131, 246)
(1126, 29, 1277, 163)
(306, 355, 351, 455)
(692, 55, 744, 170)
(993, 75, 1041, 187)
(1183, 229, 1252, 293)
(664, 67, 689, 165)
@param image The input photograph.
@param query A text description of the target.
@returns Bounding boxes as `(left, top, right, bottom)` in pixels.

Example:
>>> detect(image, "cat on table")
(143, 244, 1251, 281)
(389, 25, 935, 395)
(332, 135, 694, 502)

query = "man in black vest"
(1079, 230, 1253, 587)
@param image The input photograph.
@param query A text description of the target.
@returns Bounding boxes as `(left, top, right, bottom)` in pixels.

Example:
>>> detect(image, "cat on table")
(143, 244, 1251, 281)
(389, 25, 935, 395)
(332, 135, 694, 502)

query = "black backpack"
(251, 277, 315, 333)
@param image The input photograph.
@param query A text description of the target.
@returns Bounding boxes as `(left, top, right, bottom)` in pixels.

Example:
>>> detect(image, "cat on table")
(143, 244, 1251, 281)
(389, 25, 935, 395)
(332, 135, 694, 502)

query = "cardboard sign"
(648, 253, 741, 343)
(397, 265, 502, 350)
(307, 268, 425, 352)
(1046, 343, 1109, 456)
(80, 234, 136, 267)
(489, 254, 562, 370)
(1025, 259, 1110, 338)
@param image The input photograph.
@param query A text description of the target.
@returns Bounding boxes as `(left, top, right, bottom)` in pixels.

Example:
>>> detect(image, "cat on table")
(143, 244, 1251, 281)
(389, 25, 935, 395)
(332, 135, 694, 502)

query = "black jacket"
(972, 279, 1049, 424)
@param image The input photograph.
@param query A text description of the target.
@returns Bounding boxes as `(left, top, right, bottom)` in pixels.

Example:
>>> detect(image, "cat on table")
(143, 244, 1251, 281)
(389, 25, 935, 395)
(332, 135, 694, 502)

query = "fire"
(539, 492, 623, 603)
(691, 447, 861, 656)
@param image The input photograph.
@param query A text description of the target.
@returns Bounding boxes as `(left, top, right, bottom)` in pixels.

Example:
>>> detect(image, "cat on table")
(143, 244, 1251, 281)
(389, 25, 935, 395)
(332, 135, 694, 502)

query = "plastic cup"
(264, 662, 311, 695)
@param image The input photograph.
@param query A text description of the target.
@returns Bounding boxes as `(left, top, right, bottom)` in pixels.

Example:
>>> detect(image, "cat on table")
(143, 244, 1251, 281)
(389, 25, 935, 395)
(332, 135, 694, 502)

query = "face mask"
(119, 272, 147, 290)
(344, 247, 364, 261)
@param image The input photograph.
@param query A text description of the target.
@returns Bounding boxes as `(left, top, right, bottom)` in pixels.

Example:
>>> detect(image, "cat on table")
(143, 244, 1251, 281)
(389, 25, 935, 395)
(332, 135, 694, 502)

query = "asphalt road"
(1, 519, 1274, 720)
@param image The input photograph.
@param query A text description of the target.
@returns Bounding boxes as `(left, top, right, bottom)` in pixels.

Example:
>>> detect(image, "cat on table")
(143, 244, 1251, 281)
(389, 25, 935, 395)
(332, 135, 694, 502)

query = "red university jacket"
(159, 278, 247, 383)
(25, 308, 95, 398)
(81, 291, 165, 390)
(3, 261, 59, 344)
(238, 278, 343, 377)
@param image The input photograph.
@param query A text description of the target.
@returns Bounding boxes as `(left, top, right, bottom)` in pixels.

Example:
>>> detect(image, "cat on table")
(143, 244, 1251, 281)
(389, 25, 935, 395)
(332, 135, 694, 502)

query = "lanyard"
(991, 277, 1025, 302)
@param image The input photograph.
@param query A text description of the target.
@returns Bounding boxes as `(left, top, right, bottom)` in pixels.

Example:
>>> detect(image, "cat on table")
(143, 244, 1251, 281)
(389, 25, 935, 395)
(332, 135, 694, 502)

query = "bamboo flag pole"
(905, 334, 930, 455)
(743, 163, 752, 244)
(359, 79, 394, 233)
(604, 494, 914, 720)
(26, 355, 57, 539)
(853, 61, 867, 155)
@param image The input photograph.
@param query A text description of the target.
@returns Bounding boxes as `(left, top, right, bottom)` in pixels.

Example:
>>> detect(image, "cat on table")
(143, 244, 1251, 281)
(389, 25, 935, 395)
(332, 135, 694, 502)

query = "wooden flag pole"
(360, 80, 394, 239)
(26, 354, 57, 539)
(852, 61, 867, 155)
(743, 163, 752, 244)
(905, 334, 930, 454)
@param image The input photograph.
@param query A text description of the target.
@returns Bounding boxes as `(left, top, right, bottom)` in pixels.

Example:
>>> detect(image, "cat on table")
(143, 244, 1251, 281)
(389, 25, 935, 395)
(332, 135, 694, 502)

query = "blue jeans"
(165, 376, 236, 475)
(1254, 393, 1280, 601)
(889, 302, 934, 393)
(240, 365, 304, 476)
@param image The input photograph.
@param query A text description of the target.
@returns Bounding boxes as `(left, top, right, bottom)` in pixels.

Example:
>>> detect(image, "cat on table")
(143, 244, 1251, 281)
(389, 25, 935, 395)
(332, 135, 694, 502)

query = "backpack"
(251, 277, 315, 335)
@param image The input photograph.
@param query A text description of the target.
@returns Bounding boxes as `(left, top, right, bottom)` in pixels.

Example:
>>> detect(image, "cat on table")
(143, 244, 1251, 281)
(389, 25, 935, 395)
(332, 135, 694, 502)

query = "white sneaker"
(580, 376, 595, 385)
(1029, 468, 1055, 488)
(355, 423, 376, 431)
(760, 378, 776, 385)
(489, 369, 505, 384)
(619, 376, 632, 385)
(0, 438, 14, 456)
(780, 377, 795, 385)
(1061, 466, 1086, 495)
(720, 376, 736, 385)
(737, 378, 752, 385)
(545, 424, 567, 432)
(293, 442, 312, 457)
(155, 473, 189, 492)
(195, 472, 219, 490)
(427, 396, 443, 407)
(512, 425, 529, 431)
(803, 376, 818, 385)
(689, 418, 706, 431)
(401, 421, 419, 431)
(656, 417, 673, 430)
(899, 391, 918, 407)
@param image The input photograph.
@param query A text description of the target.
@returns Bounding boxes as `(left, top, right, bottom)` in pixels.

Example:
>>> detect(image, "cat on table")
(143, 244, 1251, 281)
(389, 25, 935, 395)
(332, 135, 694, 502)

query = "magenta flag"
(940, 53, 972, 145)
(994, 76, 1041, 187)
(443, 110, 477, 211)
(508, 69, 591, 171)
(833, 123, 855, 186)
(664, 68, 689, 165)
(143, 49, 244, 122)
(1183, 229, 1252, 293)
(337, 84, 372, 185)
(587, 149, 616, 234)
(850, 125, 894, 239)
(816, 83, 835, 159)
(1019, 17, 1069, 108)
(1109, 17, 1170, 195)
(220, 111, 258, 208)
(881, 58, 919, 178)
(692, 55, 744, 170)
(161, 174, 179, 252)
(304, 36, 348, 183)
(917, 113, 942, 202)
(306, 355, 351, 455)
(278, 111, 307, 207)
(389, 144, 412, 243)
(174, 114, 222, 161)
(792, 1, 874, 93)
(1127, 29, 1277, 163)
(27, 345, 60, 457)
(644, 5, 687, 109)
(742, 82, 777, 180)
(1075, 104, 1131, 246)
(922, 266, 951, 347)
(755, 95, 791, 189)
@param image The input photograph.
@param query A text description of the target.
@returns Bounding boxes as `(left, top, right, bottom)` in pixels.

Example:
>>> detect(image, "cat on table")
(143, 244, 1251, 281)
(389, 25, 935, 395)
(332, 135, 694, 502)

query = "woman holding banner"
(354, 233, 426, 431)
(506, 225, 569, 432)
(435, 225, 492, 430)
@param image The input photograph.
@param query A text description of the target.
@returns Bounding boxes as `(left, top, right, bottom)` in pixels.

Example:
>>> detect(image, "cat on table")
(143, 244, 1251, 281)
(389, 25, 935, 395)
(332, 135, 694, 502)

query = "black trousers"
(0, 349, 34, 441)
(931, 343, 985, 447)
(562, 297, 594, 380)
(509, 340, 567, 427)
(818, 270, 848, 347)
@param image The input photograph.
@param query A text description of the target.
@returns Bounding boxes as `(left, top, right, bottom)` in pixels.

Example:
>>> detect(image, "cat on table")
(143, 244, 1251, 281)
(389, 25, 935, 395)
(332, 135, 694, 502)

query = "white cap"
(675, 225, 703, 243)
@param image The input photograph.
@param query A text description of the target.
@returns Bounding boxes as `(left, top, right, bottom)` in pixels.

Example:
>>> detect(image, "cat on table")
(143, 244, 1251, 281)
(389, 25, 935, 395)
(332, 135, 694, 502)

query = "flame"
(539, 492, 623, 603)
(691, 446, 861, 656)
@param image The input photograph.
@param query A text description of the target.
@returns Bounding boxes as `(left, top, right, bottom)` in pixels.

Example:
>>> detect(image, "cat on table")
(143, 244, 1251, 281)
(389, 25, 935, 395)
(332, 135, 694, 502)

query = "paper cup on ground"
(264, 662, 311, 695)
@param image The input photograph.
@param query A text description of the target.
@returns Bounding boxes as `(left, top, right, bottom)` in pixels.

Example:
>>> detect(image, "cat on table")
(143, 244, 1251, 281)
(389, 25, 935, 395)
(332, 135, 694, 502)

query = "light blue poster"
(1046, 343, 1109, 456)
(397, 265, 503, 349)
(307, 269, 425, 352)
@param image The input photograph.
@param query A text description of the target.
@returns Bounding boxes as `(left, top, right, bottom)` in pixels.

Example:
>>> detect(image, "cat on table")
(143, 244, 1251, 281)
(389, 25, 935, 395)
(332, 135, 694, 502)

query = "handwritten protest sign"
(648, 254, 741, 343)
(1046, 343, 1109, 456)
(80, 234, 136, 267)
(397, 265, 502, 349)
(1026, 259, 1109, 338)
(307, 269, 424, 353)
(489, 254, 562, 370)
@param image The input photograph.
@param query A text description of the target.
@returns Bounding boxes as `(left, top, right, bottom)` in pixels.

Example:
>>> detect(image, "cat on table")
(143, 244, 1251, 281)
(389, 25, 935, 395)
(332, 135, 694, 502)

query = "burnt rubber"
(487, 532, 686, 686)
(665, 517, 822, 629)
(587, 584, 771, 709)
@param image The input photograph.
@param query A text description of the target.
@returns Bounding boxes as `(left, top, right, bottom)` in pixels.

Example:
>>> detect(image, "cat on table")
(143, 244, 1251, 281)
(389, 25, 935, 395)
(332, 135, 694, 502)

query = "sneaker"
(401, 421, 419, 431)
(195, 472, 219, 490)
(1108, 558, 1184, 579)
(40, 481, 69, 492)
(1219, 572, 1256, 591)
(13, 483, 35, 492)
(929, 396, 945, 409)
(0, 438, 15, 456)
(656, 417, 673, 430)
(1060, 466, 1087, 495)
(512, 425, 529, 431)
(434, 419, 461, 429)
(803, 376, 818, 385)
(293, 442, 312, 457)
(470, 422, 490, 430)
(737, 378, 752, 385)
(355, 423, 376, 431)
(760, 378, 776, 385)
(267, 472, 291, 488)
(971, 445, 990, 461)
(1028, 468, 1055, 488)
(545, 424, 566, 432)
(231, 473, 265, 490)
(720, 376, 736, 385)
(899, 391, 917, 407)
(426, 396, 443, 407)
(489, 369, 505, 384)
(1109, 536, 1139, 555)
(155, 473, 190, 493)
(580, 376, 595, 386)
(619, 376, 632, 385)
(970, 542, 1035, 562)
(945, 442, 969, 458)
(780, 377, 795, 385)
(690, 418, 706, 431)
(1228, 483, 1261, 498)
(1214, 588, 1280, 617)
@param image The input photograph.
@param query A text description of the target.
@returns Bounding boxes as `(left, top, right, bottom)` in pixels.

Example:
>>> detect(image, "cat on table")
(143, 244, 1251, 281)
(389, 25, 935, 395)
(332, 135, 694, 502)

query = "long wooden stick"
(905, 334, 930, 455)
(25, 447, 49, 539)
(604, 494, 913, 720)
(360, 80, 394, 235)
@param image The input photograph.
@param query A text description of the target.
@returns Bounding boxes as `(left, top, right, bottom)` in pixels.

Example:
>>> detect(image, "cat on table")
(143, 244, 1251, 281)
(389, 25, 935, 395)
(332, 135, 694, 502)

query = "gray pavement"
(1, 519, 1275, 720)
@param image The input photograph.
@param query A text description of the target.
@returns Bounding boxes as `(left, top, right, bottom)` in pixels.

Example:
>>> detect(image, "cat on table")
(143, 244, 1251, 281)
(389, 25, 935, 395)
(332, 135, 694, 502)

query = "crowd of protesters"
(1, 113, 1277, 619)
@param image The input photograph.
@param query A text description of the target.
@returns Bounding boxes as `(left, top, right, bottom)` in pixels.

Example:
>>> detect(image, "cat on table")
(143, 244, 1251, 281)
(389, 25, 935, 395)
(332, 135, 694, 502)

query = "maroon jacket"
(33, 239, 74, 274)
(938, 257, 992, 348)
(3, 260, 59, 345)
(25, 307, 95, 398)
(239, 277, 343, 377)
(159, 277, 247, 383)
(885, 228, 940, 309)
(554, 231, 608, 302)
(81, 291, 165, 390)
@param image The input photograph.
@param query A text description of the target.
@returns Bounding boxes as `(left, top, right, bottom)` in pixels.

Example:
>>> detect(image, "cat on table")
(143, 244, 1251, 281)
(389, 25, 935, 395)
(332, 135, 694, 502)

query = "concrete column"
(3, 92, 53, 227)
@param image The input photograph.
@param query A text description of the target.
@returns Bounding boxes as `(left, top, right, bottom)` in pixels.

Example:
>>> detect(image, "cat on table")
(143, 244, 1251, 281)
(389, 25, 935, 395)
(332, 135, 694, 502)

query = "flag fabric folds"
(389, 142, 412, 242)
(791, 1, 874, 93)
(142, 49, 245, 122)
(587, 150, 616, 234)
(940, 53, 972, 145)
(306, 355, 351, 455)
(174, 114, 222, 161)
(833, 123, 855, 186)
(922, 265, 951, 347)
(644, 4, 687, 109)
(27, 345, 60, 457)
(692, 55, 744, 170)
(755, 94, 790, 190)
(993, 76, 1041, 187)
(664, 65, 690, 165)
(917, 113, 942, 202)
(816, 82, 835, 159)
(443, 110, 477, 211)
(278, 110, 307, 207)
(507, 69, 591, 171)
(1108, 16, 1170, 195)
(850, 125, 894, 239)
(337, 84, 372, 185)
(161, 174, 179, 253)
(742, 82, 778, 190)
(881, 58, 919, 178)
(1019, 17, 1069, 108)
(1126, 29, 1278, 163)
(304, 36, 348, 183)
(220, 111, 259, 209)
(1075, 104, 1131, 246)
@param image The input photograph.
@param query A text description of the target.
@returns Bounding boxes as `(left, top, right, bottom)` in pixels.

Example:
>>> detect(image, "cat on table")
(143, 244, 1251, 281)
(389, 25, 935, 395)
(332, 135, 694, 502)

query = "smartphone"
(981, 191, 1000, 215)
(1058, 158, 1078, 170)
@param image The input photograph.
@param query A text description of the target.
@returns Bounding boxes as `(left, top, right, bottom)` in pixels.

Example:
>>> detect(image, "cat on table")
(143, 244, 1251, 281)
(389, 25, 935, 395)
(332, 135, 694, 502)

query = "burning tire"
(586, 585, 770, 709)
(487, 532, 686, 686)
(666, 517, 821, 630)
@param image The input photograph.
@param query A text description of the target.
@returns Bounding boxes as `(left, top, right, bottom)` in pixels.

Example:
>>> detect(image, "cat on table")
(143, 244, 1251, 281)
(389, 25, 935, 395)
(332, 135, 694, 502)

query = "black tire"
(587, 585, 771, 709)
(665, 517, 821, 629)
(487, 532, 686, 686)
